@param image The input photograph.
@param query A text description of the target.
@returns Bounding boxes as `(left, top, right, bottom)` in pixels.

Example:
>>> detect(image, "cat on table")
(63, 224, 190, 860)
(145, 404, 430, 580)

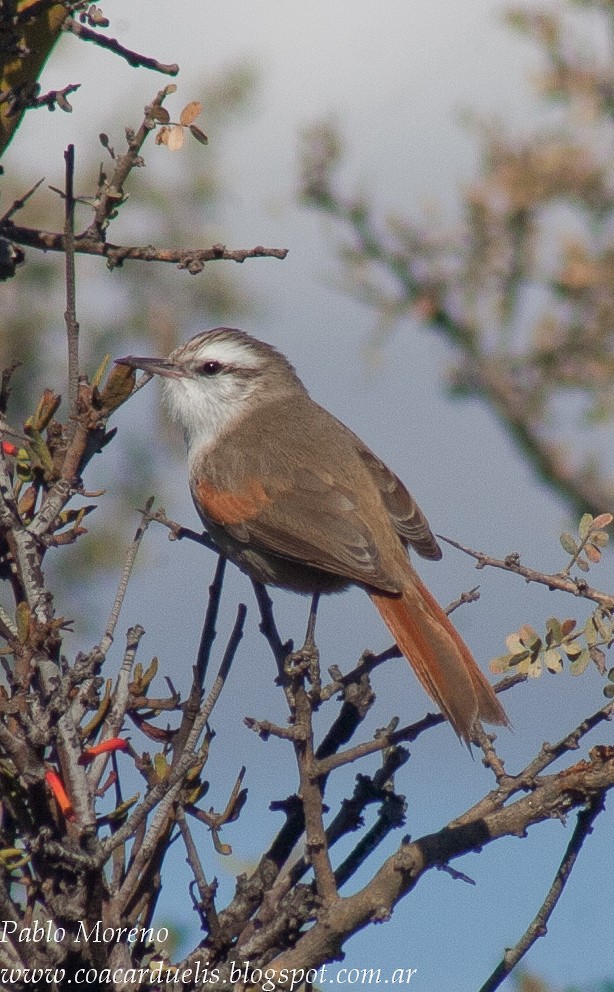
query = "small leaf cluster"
(559, 512, 613, 573)
(153, 98, 208, 150)
(491, 610, 614, 679)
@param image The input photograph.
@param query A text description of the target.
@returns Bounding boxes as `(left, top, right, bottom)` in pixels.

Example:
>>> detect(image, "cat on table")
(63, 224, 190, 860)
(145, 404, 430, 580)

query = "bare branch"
(63, 144, 79, 414)
(0, 224, 290, 269)
(440, 534, 614, 611)
(63, 17, 179, 76)
(0, 177, 45, 225)
(265, 744, 614, 983)
(176, 807, 222, 941)
(97, 497, 155, 658)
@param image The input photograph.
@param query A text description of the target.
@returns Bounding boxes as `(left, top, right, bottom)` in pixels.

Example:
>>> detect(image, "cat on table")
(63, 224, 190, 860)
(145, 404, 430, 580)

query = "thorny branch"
(63, 143, 79, 415)
(440, 534, 614, 611)
(62, 17, 180, 76)
(0, 85, 288, 275)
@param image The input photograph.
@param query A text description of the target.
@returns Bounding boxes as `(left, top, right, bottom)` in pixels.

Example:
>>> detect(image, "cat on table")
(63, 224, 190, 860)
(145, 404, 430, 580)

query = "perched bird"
(118, 328, 508, 742)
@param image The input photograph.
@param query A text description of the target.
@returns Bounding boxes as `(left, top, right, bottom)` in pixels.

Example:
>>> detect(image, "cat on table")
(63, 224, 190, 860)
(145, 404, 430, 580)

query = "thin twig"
(98, 498, 155, 657)
(106, 602, 245, 871)
(446, 585, 481, 615)
(453, 700, 614, 828)
(88, 625, 146, 793)
(146, 506, 216, 551)
(293, 685, 338, 903)
(63, 17, 180, 75)
(63, 145, 79, 415)
(29, 83, 81, 112)
(199, 602, 247, 727)
(0, 177, 45, 225)
(87, 84, 175, 240)
(439, 535, 614, 610)
(176, 807, 221, 939)
(252, 581, 288, 674)
(172, 556, 227, 762)
(478, 793, 606, 992)
(0, 224, 290, 268)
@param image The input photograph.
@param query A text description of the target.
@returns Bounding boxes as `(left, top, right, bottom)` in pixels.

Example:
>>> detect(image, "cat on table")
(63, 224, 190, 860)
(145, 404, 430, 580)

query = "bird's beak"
(115, 356, 185, 380)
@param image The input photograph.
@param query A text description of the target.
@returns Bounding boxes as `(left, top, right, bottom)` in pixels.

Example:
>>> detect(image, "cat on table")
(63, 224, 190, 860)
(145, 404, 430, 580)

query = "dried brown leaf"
(180, 100, 202, 126)
(189, 124, 208, 145)
(167, 125, 185, 151)
(150, 106, 171, 124)
(584, 543, 602, 563)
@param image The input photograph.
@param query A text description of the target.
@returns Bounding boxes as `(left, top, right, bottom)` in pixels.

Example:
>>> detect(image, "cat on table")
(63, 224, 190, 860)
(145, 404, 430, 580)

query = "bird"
(117, 327, 508, 743)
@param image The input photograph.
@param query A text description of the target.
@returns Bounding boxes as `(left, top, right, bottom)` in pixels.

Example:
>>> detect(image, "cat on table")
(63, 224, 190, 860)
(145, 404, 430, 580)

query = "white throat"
(162, 374, 257, 467)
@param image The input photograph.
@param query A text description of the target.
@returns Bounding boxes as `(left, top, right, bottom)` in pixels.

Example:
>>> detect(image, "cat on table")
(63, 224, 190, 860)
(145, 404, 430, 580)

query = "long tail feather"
(370, 573, 508, 743)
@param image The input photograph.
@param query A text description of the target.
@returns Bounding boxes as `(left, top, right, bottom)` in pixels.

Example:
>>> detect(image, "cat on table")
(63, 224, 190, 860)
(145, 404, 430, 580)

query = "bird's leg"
(303, 592, 320, 652)
(302, 593, 322, 701)
(284, 593, 322, 702)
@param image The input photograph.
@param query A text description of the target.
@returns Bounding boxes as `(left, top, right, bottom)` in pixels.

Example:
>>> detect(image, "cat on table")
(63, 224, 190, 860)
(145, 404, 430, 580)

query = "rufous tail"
(370, 572, 508, 743)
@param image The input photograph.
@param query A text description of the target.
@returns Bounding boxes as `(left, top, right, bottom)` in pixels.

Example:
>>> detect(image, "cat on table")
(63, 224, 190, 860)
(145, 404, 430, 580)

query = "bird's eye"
(198, 360, 223, 376)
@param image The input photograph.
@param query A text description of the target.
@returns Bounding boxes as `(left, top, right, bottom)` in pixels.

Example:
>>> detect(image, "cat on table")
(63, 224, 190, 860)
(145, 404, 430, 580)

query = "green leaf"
(154, 753, 169, 781)
(590, 530, 609, 547)
(545, 617, 563, 645)
(584, 616, 598, 646)
(544, 649, 564, 673)
(560, 532, 578, 555)
(518, 624, 541, 649)
(505, 632, 526, 654)
(563, 641, 583, 659)
(578, 513, 594, 541)
(523, 657, 542, 678)
(570, 648, 591, 676)
(25, 429, 55, 476)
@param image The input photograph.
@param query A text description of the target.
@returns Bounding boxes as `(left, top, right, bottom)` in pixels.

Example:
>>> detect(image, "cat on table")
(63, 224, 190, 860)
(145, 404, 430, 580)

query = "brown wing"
(191, 393, 437, 589)
(197, 466, 403, 594)
(356, 446, 442, 560)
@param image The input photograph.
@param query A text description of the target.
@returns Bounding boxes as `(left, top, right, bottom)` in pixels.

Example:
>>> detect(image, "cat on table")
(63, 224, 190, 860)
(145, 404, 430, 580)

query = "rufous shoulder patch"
(194, 477, 270, 525)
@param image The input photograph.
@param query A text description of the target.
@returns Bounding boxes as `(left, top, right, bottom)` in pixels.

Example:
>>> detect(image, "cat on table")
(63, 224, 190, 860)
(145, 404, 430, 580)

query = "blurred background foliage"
(299, 0, 614, 519)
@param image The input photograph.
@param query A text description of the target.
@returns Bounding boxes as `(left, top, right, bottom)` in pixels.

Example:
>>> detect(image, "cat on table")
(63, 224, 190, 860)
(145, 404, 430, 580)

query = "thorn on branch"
(436, 862, 476, 885)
